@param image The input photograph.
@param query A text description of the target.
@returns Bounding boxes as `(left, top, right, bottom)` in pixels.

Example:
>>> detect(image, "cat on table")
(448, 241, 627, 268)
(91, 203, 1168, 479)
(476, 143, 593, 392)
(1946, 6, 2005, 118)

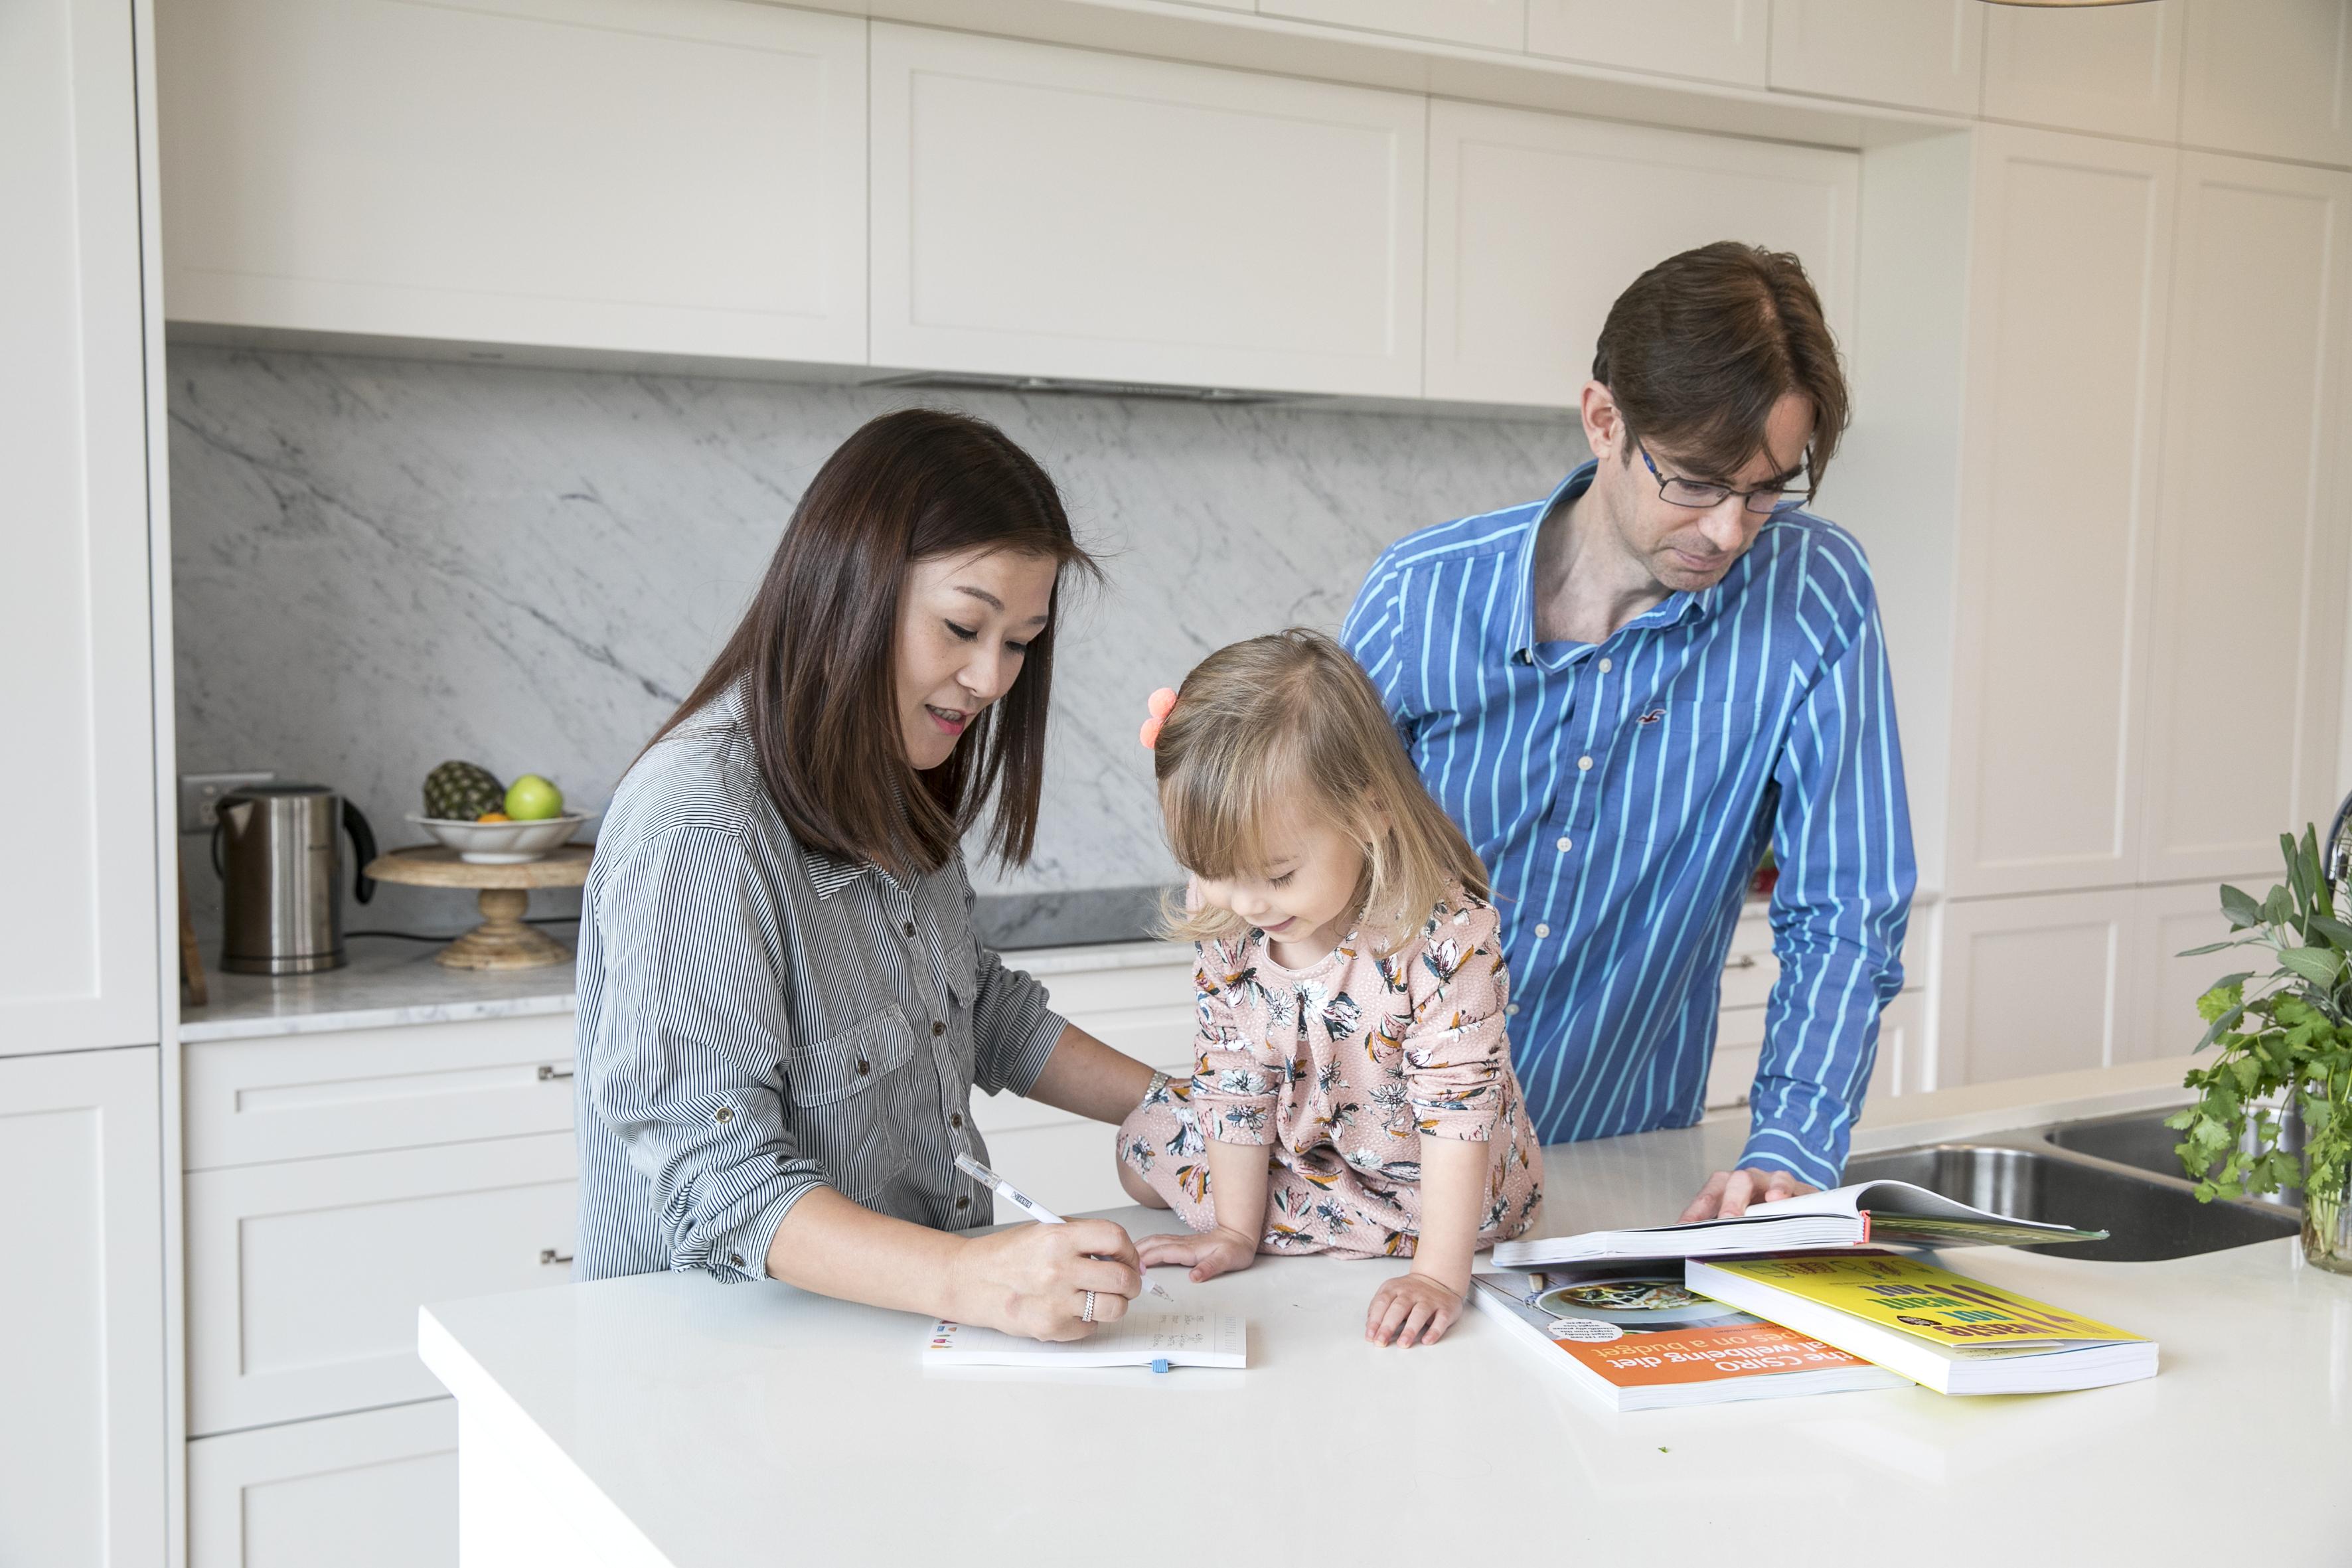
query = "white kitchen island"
(420, 1061, 2351, 1567)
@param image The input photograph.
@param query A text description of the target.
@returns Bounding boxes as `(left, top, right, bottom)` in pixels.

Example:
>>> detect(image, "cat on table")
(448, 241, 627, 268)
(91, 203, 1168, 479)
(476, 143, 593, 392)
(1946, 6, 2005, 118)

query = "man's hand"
(1680, 1166, 1818, 1221)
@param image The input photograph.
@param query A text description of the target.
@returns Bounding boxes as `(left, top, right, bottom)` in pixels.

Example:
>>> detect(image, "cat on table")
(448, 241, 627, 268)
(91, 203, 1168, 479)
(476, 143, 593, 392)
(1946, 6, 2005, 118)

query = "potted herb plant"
(2167, 827, 2352, 1274)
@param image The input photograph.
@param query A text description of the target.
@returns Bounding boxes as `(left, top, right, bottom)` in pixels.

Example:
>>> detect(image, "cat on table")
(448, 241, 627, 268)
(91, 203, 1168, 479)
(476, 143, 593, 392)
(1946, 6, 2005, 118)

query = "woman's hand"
(1137, 1225, 1259, 1283)
(947, 1218, 1141, 1343)
(1366, 1273, 1465, 1348)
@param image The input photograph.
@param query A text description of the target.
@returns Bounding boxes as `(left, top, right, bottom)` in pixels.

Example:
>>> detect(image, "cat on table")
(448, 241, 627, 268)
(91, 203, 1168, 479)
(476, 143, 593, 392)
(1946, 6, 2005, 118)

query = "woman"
(575, 408, 1158, 1341)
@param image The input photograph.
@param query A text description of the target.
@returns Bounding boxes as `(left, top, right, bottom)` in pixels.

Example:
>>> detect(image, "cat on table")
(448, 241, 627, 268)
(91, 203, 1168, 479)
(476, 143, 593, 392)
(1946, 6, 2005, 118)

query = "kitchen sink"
(1844, 1138, 2302, 1263)
(2044, 1109, 2303, 1210)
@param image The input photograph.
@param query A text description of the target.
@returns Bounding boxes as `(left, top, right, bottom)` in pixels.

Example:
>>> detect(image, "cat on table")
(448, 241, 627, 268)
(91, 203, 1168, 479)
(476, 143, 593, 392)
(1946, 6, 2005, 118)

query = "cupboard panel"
(1946, 129, 2174, 897)
(159, 0, 868, 362)
(189, 1401, 457, 1568)
(870, 24, 1425, 397)
(2142, 154, 2352, 885)
(2181, 0, 2352, 165)
(0, 1048, 167, 1568)
(1982, 0, 2183, 141)
(2136, 880, 2242, 1063)
(1936, 890, 2137, 1085)
(187, 1134, 576, 1434)
(1526, 0, 1768, 87)
(1768, 0, 1984, 116)
(1, 0, 161, 1054)
(1425, 100, 1855, 407)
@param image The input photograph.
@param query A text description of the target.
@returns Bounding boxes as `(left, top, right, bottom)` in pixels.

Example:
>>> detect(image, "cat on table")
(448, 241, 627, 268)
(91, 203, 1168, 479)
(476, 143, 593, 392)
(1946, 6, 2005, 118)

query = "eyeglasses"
(1638, 443, 1809, 516)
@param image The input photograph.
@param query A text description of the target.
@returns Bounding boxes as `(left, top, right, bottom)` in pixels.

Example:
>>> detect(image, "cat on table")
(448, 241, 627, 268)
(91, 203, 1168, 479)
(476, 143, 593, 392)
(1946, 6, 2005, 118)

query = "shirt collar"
(1505, 459, 1723, 667)
(804, 848, 871, 902)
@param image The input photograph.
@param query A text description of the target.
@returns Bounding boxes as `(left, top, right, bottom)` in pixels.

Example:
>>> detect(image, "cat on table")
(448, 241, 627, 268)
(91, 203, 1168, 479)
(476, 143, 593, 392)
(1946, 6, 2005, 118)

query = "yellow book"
(1685, 1253, 2157, 1395)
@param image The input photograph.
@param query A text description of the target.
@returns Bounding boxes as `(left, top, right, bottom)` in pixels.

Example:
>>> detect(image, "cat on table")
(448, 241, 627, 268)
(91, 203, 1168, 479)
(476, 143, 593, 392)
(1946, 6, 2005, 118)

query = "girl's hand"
(948, 1219, 1141, 1343)
(1137, 1225, 1259, 1282)
(1366, 1273, 1464, 1348)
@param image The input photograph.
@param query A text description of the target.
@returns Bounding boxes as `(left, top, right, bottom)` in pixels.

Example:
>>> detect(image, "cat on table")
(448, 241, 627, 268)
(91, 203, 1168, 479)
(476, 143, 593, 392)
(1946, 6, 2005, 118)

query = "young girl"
(1119, 629, 1542, 1349)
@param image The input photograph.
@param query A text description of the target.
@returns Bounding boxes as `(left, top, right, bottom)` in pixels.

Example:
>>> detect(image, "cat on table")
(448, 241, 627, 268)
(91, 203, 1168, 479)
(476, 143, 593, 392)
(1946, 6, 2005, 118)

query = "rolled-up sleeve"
(959, 860, 1066, 1097)
(1404, 903, 1512, 1141)
(588, 824, 823, 1281)
(1185, 947, 1279, 1145)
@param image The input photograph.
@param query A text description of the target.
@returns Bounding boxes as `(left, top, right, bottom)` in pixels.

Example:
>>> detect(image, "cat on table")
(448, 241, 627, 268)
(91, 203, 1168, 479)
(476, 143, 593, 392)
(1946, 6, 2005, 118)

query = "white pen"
(955, 1152, 1176, 1302)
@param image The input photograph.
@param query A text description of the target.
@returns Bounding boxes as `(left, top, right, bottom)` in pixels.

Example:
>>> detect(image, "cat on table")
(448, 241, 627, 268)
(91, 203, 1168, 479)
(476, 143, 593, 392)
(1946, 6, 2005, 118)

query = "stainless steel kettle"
(212, 783, 378, 975)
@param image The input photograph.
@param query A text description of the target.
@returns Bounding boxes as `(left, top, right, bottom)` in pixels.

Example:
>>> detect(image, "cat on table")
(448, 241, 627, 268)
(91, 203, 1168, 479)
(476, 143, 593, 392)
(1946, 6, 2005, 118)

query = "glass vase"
(2307, 1162, 2352, 1275)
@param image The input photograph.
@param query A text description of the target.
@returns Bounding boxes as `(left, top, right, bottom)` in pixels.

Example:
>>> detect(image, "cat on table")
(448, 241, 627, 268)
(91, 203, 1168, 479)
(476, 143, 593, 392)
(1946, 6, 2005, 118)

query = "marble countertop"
(419, 1061, 2349, 1567)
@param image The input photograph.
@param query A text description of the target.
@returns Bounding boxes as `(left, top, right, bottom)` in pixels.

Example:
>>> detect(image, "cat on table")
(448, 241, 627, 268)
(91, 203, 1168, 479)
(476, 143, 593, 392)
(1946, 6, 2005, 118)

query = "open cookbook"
(1490, 1178, 2106, 1267)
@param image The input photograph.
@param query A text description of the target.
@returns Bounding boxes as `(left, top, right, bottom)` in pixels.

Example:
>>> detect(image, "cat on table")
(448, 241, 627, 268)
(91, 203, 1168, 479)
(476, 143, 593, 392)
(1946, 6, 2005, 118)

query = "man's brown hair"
(649, 407, 1097, 880)
(1591, 240, 1849, 492)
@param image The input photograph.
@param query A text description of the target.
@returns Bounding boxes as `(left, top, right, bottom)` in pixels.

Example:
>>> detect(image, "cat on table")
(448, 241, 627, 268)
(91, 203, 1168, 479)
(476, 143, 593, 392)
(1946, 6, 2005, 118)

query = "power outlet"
(179, 771, 277, 836)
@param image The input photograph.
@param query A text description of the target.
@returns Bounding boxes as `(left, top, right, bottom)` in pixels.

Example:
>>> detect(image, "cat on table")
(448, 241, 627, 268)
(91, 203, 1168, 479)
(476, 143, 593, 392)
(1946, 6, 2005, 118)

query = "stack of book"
(1472, 1178, 2156, 1408)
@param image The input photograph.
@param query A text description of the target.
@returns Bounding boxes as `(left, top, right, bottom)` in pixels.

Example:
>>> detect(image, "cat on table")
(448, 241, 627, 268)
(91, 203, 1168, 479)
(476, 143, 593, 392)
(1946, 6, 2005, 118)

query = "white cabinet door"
(1935, 890, 2138, 1086)
(2136, 879, 2242, 1063)
(1263, 0, 1524, 50)
(185, 1012, 578, 1170)
(190, 1401, 456, 1568)
(159, 0, 867, 364)
(1946, 128, 2175, 898)
(1872, 988, 1925, 1100)
(1982, 0, 2185, 141)
(2181, 0, 2352, 166)
(187, 1133, 576, 1434)
(1, 0, 161, 1056)
(1423, 101, 1855, 407)
(2141, 154, 2352, 886)
(1527, 0, 1768, 87)
(1768, 0, 1984, 116)
(0, 1048, 167, 1568)
(869, 24, 1425, 398)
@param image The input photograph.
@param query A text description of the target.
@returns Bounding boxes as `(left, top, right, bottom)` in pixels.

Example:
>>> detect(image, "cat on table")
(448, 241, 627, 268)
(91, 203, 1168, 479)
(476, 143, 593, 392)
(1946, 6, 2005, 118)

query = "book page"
(925, 1310, 1247, 1365)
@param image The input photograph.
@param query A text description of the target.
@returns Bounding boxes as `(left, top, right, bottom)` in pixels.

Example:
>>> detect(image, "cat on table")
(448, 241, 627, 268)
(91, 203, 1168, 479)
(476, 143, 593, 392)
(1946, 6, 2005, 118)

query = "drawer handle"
(538, 1063, 575, 1082)
(539, 1248, 574, 1267)
(1725, 954, 1760, 972)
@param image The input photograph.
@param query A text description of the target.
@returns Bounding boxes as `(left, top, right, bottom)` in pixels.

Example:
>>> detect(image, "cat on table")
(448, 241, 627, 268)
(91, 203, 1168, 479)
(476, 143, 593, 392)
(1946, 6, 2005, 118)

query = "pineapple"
(423, 760, 505, 822)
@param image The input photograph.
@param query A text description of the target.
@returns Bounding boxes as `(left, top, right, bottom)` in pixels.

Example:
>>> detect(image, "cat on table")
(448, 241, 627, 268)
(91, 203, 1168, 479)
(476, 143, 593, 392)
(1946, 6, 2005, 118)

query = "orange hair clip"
(1139, 686, 1178, 750)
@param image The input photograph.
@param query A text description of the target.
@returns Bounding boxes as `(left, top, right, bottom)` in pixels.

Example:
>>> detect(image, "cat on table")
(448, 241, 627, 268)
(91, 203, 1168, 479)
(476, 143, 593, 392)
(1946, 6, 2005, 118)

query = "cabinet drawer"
(1703, 1005, 1768, 1111)
(190, 1401, 456, 1568)
(185, 1014, 577, 1170)
(188, 1135, 576, 1435)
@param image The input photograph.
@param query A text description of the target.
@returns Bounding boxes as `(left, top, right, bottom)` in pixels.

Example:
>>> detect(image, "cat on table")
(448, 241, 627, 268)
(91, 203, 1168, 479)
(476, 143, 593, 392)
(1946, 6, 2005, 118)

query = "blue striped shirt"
(1341, 461, 1915, 1189)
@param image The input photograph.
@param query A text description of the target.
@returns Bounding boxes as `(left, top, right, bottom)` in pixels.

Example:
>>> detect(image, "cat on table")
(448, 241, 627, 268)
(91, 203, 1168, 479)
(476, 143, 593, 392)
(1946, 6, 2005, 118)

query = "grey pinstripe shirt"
(573, 686, 1068, 1283)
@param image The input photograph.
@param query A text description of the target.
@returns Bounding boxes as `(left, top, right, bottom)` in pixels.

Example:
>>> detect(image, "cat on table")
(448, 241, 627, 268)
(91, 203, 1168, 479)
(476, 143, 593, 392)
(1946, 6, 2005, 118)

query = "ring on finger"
(1082, 1289, 1097, 1323)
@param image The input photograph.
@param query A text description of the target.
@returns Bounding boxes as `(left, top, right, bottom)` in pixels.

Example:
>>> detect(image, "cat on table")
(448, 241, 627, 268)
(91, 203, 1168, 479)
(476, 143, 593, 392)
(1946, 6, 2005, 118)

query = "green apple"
(504, 774, 564, 821)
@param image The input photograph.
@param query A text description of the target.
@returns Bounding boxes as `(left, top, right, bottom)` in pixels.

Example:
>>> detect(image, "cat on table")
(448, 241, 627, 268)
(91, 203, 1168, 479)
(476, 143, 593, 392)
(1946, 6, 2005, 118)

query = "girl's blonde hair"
(1154, 629, 1490, 951)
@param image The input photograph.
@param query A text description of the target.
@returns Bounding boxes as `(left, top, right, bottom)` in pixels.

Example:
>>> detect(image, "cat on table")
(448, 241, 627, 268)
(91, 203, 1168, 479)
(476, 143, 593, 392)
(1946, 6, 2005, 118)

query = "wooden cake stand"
(364, 844, 592, 970)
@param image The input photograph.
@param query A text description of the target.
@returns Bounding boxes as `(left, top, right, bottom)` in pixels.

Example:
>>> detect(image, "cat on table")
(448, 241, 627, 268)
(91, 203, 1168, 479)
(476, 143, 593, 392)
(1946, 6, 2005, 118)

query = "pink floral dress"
(1116, 885, 1542, 1259)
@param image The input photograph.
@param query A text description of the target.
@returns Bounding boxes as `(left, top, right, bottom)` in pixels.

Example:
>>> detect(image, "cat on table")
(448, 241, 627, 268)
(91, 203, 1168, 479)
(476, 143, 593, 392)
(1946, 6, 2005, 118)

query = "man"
(1342, 242, 1914, 1221)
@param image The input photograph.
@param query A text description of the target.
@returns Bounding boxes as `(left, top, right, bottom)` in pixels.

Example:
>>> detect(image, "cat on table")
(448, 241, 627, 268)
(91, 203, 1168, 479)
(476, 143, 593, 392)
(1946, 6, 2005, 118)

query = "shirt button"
(728, 1252, 745, 1268)
(951, 1112, 963, 1129)
(931, 1020, 946, 1037)
(854, 1058, 870, 1076)
(1556, 836, 1572, 852)
(1534, 923, 1551, 938)
(1577, 755, 1593, 771)
(1506, 1004, 1521, 1016)
(1599, 658, 1612, 674)
(955, 1196, 971, 1211)
(902, 921, 916, 937)
(714, 1107, 733, 1124)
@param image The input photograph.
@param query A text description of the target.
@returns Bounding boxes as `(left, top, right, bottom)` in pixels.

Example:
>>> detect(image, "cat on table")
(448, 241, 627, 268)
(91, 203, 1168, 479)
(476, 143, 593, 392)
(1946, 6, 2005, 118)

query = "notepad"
(922, 1310, 1247, 1369)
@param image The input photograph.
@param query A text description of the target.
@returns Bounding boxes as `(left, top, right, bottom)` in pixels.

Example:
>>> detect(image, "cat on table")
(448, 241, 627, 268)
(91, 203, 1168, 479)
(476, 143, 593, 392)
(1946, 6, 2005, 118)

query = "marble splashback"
(169, 346, 1581, 939)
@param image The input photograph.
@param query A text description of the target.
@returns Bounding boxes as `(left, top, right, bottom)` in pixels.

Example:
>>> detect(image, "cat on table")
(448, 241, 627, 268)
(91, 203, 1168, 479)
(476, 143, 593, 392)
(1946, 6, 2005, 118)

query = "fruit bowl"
(406, 812, 595, 865)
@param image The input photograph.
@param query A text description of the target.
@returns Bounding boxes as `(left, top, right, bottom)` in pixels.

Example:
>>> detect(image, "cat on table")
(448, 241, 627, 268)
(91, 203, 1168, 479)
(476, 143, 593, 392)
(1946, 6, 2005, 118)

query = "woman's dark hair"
(1592, 240, 1849, 492)
(651, 408, 1098, 878)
